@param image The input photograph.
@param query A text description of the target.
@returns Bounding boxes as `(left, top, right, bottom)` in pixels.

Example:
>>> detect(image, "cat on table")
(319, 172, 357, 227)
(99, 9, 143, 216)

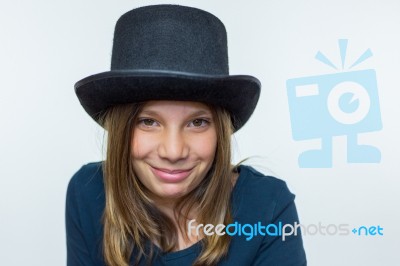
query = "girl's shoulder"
(232, 165, 296, 221)
(234, 165, 293, 199)
(66, 161, 105, 210)
(66, 162, 106, 265)
(68, 161, 103, 190)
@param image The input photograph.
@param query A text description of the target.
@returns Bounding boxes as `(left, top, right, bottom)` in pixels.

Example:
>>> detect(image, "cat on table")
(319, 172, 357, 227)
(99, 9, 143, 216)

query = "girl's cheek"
(190, 134, 217, 157)
(132, 133, 158, 158)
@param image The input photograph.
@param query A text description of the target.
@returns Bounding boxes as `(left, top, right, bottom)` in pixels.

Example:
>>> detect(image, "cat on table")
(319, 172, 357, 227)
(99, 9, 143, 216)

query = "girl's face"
(131, 101, 217, 202)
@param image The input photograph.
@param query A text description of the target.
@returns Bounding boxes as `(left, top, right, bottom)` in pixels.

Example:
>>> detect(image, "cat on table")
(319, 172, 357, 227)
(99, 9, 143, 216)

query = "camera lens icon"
(327, 81, 371, 125)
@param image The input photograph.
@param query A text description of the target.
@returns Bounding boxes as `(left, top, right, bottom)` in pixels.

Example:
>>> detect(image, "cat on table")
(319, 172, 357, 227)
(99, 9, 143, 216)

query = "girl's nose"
(157, 129, 189, 162)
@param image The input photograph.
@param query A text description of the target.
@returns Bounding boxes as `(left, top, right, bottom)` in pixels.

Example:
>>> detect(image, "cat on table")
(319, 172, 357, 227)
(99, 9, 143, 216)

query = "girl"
(66, 4, 306, 266)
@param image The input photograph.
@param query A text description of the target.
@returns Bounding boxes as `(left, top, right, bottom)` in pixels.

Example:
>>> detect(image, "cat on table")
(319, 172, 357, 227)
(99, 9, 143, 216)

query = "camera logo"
(286, 39, 382, 168)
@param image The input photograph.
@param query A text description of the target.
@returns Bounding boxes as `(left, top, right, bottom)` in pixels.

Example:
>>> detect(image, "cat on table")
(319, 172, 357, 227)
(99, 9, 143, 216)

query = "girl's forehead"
(140, 101, 213, 113)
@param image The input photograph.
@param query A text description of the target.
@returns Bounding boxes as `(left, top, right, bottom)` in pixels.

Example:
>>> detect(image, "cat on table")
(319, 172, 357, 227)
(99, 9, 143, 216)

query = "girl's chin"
(152, 185, 190, 201)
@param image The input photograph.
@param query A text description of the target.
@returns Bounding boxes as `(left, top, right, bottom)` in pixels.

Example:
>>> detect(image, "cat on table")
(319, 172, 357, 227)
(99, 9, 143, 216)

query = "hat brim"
(75, 70, 261, 131)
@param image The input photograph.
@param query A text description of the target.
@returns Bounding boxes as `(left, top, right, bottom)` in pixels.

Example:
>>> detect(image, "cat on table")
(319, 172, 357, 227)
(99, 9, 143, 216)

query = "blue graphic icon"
(286, 39, 382, 168)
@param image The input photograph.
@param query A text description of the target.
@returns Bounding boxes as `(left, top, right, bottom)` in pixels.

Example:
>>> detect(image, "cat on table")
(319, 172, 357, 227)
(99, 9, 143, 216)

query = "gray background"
(1, 0, 399, 265)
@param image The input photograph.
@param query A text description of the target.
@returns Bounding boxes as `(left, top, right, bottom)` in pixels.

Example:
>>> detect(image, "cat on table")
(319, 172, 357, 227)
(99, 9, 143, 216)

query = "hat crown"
(111, 5, 229, 75)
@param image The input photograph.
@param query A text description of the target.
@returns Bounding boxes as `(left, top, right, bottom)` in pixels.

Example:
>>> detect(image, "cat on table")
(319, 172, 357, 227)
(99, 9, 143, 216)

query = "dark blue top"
(66, 162, 307, 265)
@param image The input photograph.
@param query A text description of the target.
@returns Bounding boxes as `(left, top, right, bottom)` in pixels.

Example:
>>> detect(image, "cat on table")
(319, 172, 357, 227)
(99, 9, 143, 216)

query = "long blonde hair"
(101, 102, 234, 266)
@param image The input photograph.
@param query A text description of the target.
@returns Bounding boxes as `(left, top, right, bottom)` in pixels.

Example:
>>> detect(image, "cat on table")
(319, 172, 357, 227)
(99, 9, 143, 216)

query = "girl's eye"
(189, 119, 209, 127)
(139, 118, 158, 127)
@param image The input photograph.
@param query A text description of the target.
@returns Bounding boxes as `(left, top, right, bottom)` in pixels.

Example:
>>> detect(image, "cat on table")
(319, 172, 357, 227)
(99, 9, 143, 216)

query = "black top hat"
(75, 4, 261, 131)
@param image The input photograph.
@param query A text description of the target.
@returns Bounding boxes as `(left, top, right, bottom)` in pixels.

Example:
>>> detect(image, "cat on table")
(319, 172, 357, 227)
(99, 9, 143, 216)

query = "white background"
(1, 0, 399, 265)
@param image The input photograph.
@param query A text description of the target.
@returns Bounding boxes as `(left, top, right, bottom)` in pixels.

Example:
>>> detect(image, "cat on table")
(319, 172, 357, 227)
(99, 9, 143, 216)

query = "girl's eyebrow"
(139, 109, 213, 117)
(138, 110, 160, 116)
(188, 110, 213, 117)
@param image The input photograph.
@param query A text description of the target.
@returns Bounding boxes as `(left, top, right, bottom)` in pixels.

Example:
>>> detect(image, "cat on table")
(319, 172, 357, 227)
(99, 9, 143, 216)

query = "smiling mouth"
(150, 166, 194, 182)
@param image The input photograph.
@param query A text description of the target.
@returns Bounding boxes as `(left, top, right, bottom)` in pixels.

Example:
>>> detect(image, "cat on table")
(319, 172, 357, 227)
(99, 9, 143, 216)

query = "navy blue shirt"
(66, 162, 307, 265)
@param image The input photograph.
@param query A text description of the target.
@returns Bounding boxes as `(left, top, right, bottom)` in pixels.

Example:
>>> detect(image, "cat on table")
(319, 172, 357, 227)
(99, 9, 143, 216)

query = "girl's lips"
(150, 166, 193, 183)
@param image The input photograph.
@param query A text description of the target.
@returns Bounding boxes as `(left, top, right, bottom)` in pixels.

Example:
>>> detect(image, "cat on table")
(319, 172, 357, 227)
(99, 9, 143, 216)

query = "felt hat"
(75, 4, 261, 131)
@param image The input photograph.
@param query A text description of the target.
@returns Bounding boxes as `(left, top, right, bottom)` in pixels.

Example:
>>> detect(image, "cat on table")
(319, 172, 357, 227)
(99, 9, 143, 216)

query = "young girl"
(66, 5, 306, 266)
